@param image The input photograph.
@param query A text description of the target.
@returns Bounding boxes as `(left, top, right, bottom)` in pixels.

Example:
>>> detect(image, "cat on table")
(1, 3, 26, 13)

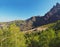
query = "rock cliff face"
(20, 3, 60, 31)
(44, 3, 60, 23)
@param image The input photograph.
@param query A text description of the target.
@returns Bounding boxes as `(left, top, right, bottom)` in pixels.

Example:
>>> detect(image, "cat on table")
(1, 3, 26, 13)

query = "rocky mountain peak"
(21, 3, 60, 31)
(56, 3, 60, 7)
(44, 3, 60, 20)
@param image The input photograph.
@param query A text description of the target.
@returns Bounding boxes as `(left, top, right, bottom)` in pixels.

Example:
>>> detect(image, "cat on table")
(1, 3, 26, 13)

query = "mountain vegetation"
(0, 20, 60, 47)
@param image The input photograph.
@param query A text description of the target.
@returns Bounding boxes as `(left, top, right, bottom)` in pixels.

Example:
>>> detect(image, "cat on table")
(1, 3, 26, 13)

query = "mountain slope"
(20, 3, 60, 31)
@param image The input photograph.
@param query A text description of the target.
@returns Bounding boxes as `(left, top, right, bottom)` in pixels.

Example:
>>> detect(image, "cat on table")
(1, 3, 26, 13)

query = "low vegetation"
(0, 20, 60, 47)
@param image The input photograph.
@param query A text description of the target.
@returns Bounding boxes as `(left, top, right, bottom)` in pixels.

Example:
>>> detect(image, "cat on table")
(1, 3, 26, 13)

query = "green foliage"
(0, 23, 27, 47)
(49, 37, 60, 47)
(0, 20, 60, 47)
(25, 32, 40, 47)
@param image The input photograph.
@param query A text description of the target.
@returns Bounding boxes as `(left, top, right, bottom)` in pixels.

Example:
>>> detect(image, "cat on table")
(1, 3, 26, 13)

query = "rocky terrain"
(20, 3, 60, 31)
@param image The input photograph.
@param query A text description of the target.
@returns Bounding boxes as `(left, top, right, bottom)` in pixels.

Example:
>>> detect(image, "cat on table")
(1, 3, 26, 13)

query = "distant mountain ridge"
(20, 3, 60, 31)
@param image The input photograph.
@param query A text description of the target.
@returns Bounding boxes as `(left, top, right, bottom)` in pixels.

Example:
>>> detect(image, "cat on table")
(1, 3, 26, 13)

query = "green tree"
(39, 29, 56, 47)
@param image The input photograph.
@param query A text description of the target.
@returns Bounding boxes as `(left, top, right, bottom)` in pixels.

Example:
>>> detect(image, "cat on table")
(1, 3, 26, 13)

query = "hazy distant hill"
(0, 20, 25, 30)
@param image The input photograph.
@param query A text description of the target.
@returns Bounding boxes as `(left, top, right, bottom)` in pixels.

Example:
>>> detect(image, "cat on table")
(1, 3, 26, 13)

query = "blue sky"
(0, 0, 60, 22)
